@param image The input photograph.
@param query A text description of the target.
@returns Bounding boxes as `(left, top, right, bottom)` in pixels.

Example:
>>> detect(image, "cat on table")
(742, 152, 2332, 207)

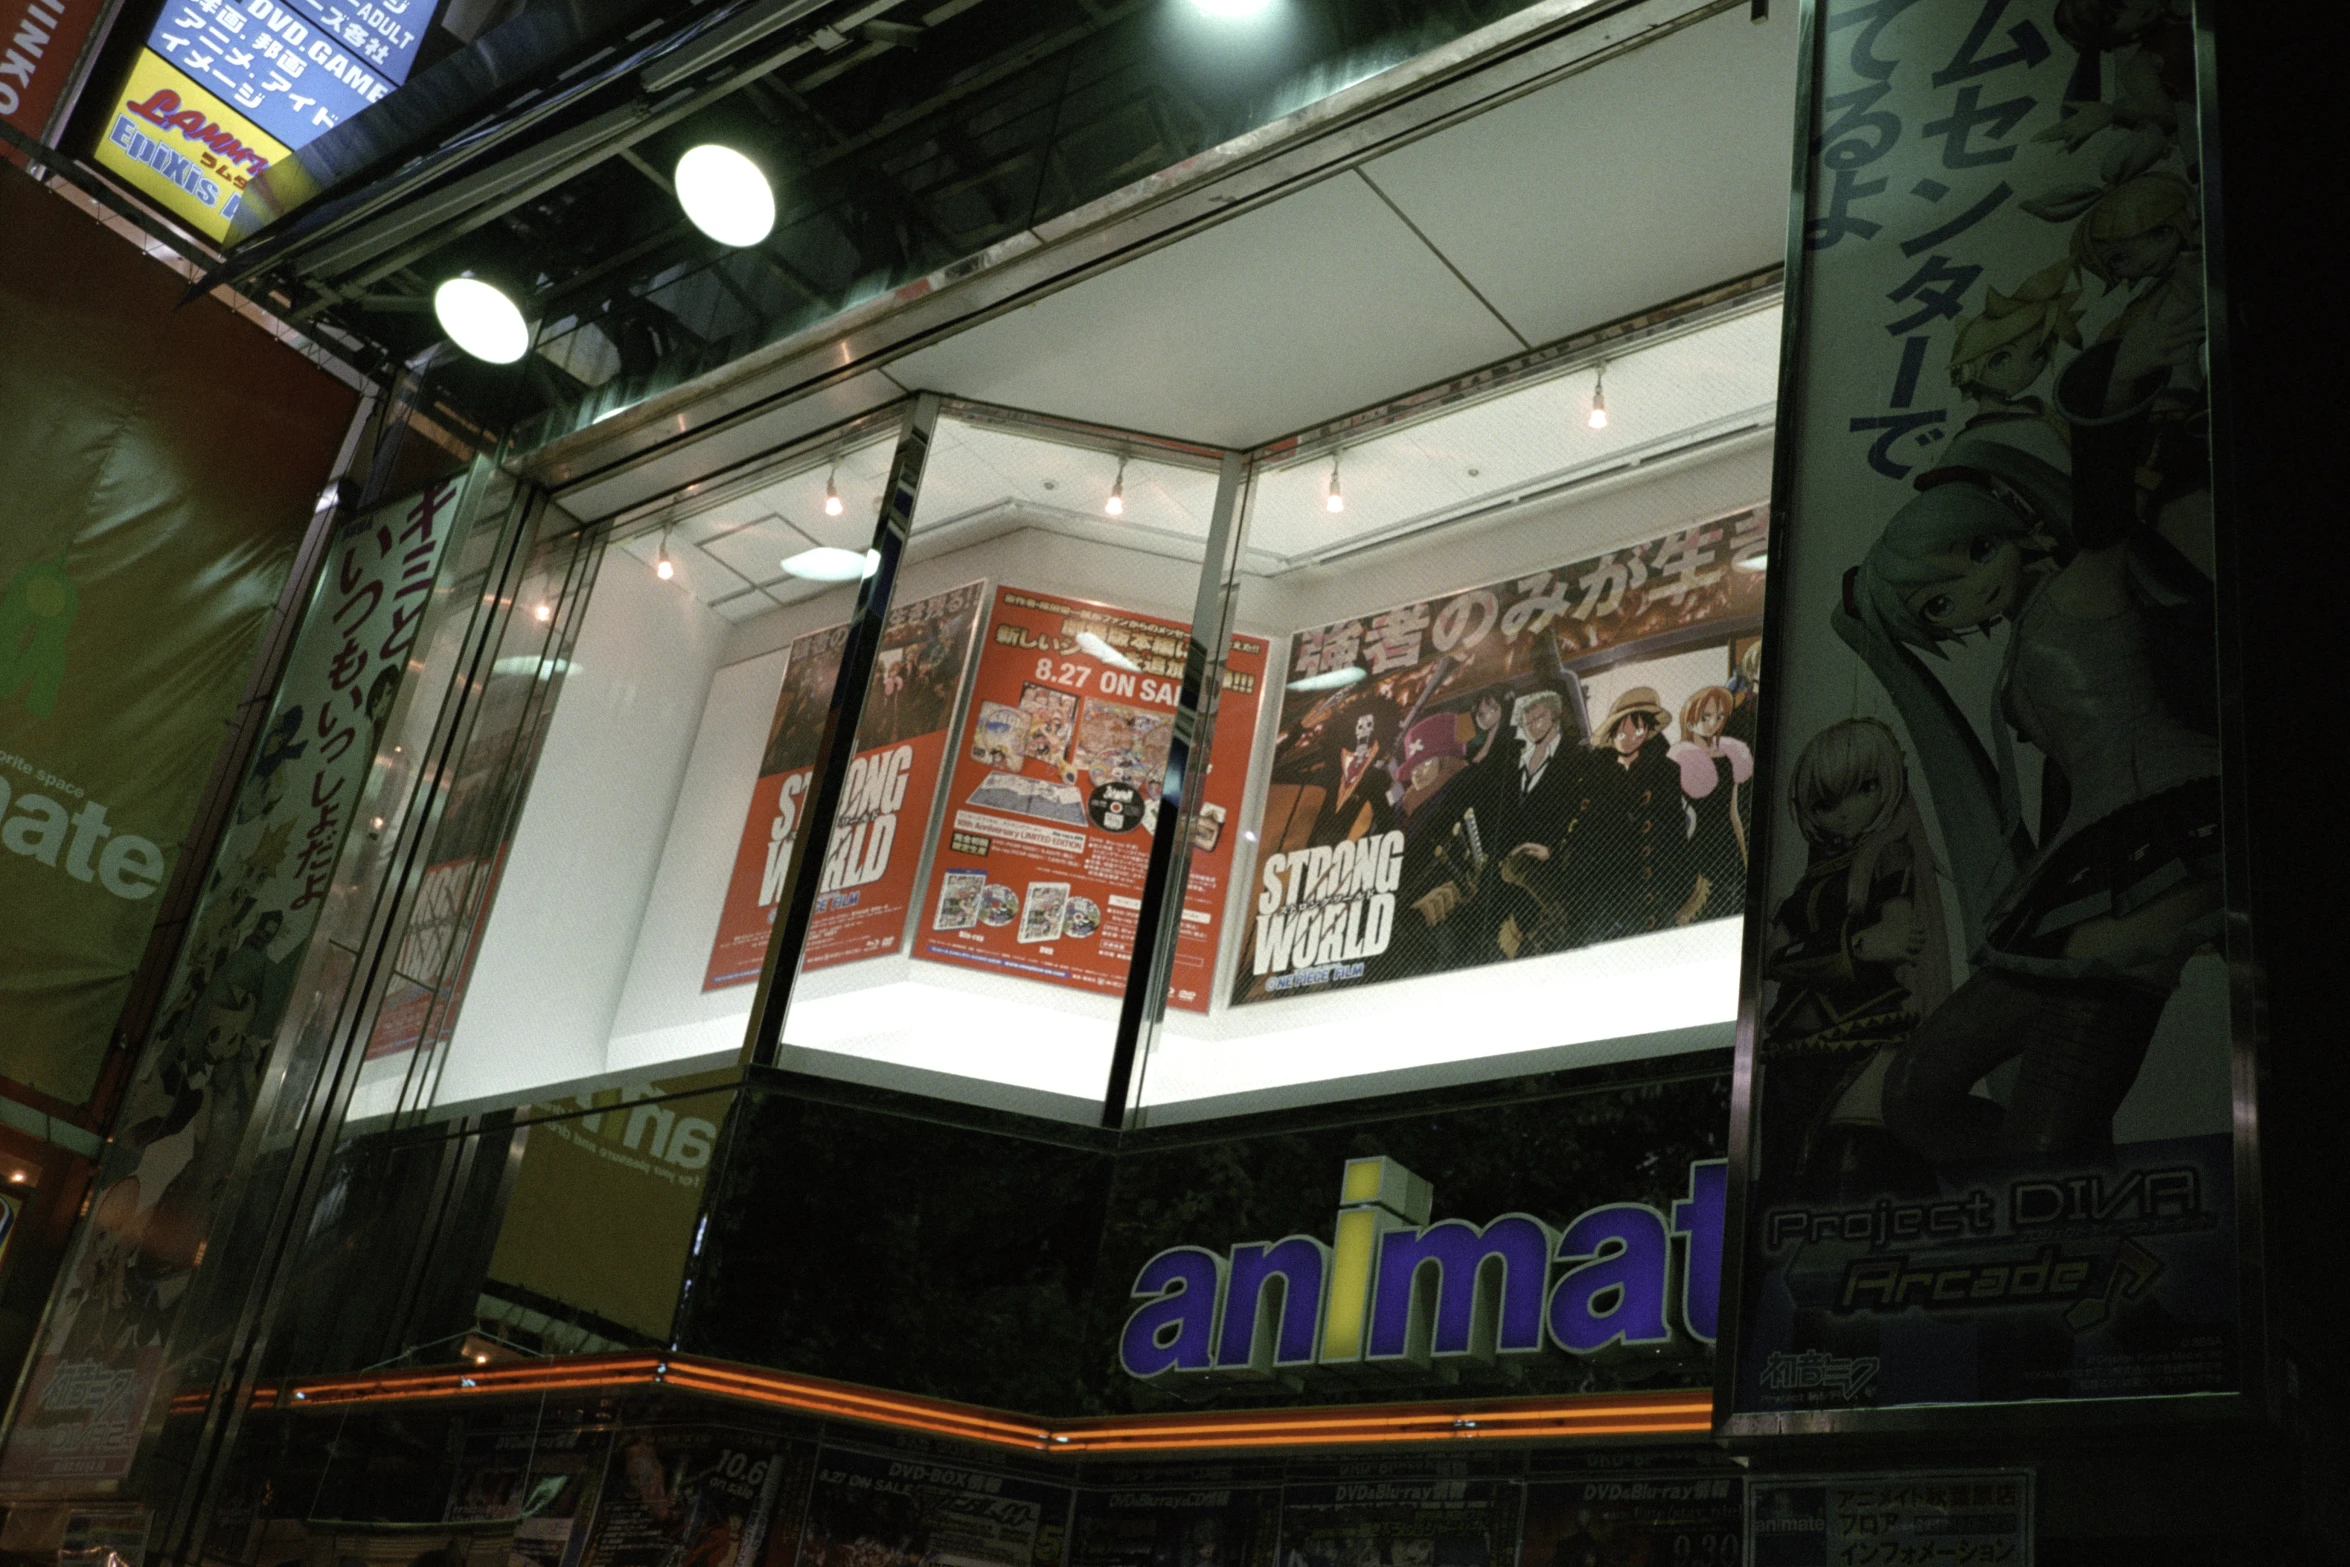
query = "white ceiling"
(619, 297, 1779, 616)
(882, 0, 1797, 448)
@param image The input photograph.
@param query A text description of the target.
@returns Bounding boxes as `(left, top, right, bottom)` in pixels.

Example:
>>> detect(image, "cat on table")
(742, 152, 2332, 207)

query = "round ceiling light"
(675, 144, 776, 247)
(782, 546, 880, 582)
(1191, 0, 1271, 14)
(433, 277, 530, 363)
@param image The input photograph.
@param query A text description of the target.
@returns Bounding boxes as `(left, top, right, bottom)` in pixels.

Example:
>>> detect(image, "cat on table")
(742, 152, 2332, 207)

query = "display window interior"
(355, 288, 1781, 1128)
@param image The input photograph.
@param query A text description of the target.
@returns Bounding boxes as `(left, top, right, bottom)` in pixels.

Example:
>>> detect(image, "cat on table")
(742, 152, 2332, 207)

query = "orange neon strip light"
(265, 1353, 1711, 1453)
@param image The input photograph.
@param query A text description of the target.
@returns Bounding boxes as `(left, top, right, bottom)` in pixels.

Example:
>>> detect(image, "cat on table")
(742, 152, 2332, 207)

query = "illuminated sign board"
(96, 0, 437, 238)
(1118, 1155, 1725, 1382)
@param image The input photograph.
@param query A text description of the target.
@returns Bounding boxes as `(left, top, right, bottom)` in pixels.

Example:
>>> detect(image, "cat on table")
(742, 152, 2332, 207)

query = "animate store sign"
(1119, 1155, 1725, 1382)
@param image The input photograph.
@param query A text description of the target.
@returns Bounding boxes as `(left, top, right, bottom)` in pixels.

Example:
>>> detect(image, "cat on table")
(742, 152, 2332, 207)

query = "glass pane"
(1134, 298, 1783, 1118)
(763, 406, 1222, 1120)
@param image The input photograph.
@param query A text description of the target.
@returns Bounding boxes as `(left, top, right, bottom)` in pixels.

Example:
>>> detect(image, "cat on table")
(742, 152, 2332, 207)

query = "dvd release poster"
(581, 1429, 785, 1567)
(916, 586, 1263, 1006)
(705, 583, 986, 990)
(1274, 1478, 1517, 1567)
(1231, 520, 1764, 1007)
(1068, 1489, 1279, 1567)
(1518, 1477, 1740, 1567)
(1734, 0, 2237, 1414)
(793, 1449, 1070, 1567)
(444, 1425, 607, 1567)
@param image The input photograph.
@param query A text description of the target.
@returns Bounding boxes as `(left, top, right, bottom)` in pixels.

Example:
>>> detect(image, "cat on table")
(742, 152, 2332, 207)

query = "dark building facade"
(0, 2, 2342, 1564)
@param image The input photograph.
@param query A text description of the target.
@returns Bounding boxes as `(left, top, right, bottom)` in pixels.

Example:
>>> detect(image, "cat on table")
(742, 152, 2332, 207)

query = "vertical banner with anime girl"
(1729, 0, 2237, 1416)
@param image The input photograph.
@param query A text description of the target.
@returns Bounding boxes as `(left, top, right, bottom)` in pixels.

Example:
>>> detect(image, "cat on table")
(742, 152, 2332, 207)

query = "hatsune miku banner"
(1729, 0, 2237, 1416)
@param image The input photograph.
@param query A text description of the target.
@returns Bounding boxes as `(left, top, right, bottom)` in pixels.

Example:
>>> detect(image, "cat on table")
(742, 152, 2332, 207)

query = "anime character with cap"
(1669, 684, 1752, 922)
(1839, 336, 2221, 1163)
(1943, 260, 2085, 467)
(1511, 685, 1703, 951)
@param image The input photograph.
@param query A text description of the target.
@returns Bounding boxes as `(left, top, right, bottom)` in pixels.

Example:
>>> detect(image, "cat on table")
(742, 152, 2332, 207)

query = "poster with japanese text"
(1068, 1487, 1279, 1567)
(1730, 0, 2238, 1417)
(1744, 1473, 2028, 1567)
(0, 476, 467, 1488)
(794, 1448, 1069, 1567)
(1272, 1478, 1517, 1567)
(1520, 1475, 1741, 1567)
(915, 586, 1263, 1006)
(704, 582, 985, 990)
(581, 1428, 785, 1567)
(1230, 518, 1765, 1007)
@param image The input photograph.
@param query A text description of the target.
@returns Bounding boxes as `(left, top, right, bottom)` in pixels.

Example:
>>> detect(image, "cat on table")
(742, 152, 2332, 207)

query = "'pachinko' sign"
(1118, 1155, 1723, 1383)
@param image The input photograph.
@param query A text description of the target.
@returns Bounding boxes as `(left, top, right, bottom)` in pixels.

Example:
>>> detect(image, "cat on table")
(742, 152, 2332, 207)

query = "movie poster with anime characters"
(1730, 0, 2236, 1415)
(1229, 520, 1765, 1007)
(1518, 1475, 1740, 1567)
(704, 582, 985, 989)
(915, 586, 1264, 1010)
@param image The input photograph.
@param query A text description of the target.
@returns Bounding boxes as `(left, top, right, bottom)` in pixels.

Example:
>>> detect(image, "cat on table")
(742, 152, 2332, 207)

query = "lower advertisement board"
(795, 1447, 1071, 1567)
(1068, 1484, 1278, 1567)
(1522, 1474, 1741, 1567)
(1745, 1473, 2029, 1567)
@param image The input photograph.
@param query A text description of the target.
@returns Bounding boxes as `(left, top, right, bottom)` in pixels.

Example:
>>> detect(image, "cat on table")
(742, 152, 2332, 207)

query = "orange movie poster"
(914, 585, 1263, 1006)
(704, 581, 986, 990)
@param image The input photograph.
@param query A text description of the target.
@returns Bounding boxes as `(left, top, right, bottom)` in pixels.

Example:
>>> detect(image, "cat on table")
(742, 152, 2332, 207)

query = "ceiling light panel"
(1242, 304, 1781, 571)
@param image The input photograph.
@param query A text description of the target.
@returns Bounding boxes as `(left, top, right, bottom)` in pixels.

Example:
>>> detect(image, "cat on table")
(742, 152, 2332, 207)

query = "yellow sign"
(92, 51, 287, 243)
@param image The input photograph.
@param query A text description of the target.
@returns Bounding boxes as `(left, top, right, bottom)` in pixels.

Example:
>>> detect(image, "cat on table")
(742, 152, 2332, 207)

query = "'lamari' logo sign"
(1118, 1156, 1724, 1382)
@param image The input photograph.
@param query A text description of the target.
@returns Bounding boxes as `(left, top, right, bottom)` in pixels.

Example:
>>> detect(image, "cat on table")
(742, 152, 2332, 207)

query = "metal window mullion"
(743, 392, 938, 1068)
(1100, 448, 1249, 1130)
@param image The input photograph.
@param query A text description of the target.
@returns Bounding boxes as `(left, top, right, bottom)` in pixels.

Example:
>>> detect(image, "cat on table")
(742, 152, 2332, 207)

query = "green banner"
(0, 165, 359, 1108)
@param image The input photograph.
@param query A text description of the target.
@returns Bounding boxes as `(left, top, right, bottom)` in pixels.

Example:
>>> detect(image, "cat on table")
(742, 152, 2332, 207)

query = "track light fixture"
(1106, 454, 1127, 517)
(824, 465, 845, 517)
(1325, 450, 1345, 514)
(655, 526, 675, 580)
(1588, 362, 1610, 430)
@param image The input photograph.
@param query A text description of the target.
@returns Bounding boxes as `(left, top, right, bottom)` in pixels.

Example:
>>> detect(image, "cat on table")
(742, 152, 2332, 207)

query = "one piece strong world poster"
(1732, 0, 2238, 1415)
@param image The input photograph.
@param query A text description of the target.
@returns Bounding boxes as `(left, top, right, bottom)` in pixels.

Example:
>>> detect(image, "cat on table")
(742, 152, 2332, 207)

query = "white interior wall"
(433, 556, 730, 1108)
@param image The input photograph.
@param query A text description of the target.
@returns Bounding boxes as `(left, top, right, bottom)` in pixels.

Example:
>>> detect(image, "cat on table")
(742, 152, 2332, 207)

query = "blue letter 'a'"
(1214, 1236, 1328, 1374)
(1546, 1204, 1673, 1354)
(1671, 1159, 1727, 1344)
(1119, 1247, 1223, 1379)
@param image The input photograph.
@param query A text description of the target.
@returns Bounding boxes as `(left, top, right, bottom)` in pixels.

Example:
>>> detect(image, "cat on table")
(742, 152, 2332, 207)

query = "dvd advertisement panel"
(917, 586, 1264, 1008)
(705, 582, 986, 990)
(1231, 519, 1765, 1007)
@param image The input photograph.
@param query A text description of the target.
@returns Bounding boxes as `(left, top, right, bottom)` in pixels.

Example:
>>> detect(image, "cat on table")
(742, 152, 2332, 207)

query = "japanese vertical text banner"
(0, 476, 467, 1489)
(1732, 0, 2234, 1416)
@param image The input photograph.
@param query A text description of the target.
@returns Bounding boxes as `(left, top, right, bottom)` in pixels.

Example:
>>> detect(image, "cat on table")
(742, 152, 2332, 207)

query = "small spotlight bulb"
(656, 553, 675, 581)
(1325, 454, 1344, 514)
(533, 603, 552, 623)
(1106, 455, 1128, 518)
(674, 144, 776, 247)
(824, 472, 844, 517)
(1587, 362, 1610, 430)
